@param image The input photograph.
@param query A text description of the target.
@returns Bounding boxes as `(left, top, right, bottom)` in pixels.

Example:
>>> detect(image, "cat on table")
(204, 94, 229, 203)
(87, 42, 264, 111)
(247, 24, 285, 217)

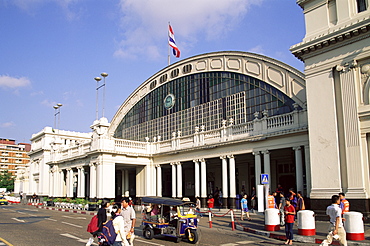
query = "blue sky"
(0, 0, 305, 143)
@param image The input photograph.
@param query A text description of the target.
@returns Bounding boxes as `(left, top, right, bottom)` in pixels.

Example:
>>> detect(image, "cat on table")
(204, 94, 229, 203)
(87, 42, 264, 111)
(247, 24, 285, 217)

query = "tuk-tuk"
(140, 196, 199, 244)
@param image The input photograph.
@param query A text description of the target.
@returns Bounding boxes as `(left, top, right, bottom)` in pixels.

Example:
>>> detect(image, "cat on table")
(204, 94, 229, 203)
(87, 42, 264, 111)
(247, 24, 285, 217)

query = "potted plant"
(46, 198, 54, 206)
(87, 201, 98, 211)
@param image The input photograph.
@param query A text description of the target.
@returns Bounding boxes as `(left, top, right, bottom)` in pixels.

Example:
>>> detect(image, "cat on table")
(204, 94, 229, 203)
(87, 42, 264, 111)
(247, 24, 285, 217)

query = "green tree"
(0, 170, 14, 191)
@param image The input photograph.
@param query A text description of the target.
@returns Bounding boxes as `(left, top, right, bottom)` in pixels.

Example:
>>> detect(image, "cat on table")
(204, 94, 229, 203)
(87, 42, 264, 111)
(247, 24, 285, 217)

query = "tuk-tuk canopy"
(142, 196, 194, 206)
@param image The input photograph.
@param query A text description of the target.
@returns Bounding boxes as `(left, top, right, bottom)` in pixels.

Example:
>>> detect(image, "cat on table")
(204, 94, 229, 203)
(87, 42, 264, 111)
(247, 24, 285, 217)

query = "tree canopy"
(0, 170, 14, 191)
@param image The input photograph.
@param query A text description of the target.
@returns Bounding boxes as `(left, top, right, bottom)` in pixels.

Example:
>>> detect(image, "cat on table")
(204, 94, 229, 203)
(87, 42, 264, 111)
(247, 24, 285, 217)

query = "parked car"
(0, 196, 8, 205)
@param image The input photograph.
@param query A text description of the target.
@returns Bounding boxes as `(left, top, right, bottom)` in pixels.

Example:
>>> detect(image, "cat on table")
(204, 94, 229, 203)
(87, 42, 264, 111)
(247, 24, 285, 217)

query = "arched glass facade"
(114, 71, 299, 141)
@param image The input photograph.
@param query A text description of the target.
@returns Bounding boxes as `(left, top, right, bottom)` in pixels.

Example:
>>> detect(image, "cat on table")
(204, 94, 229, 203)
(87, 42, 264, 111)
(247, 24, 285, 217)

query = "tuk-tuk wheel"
(143, 227, 154, 240)
(187, 229, 199, 244)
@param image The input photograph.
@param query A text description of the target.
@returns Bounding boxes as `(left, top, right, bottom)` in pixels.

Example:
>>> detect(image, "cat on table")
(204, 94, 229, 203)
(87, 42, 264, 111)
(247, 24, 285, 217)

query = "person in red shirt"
(284, 199, 296, 245)
(207, 194, 214, 217)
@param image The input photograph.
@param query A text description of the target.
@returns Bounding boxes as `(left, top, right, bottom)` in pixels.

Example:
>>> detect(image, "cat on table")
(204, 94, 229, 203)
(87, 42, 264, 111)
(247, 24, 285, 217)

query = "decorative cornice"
(291, 19, 370, 61)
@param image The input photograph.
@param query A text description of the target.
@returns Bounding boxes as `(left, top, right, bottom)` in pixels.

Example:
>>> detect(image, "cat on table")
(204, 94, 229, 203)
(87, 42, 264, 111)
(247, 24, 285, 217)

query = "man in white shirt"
(320, 195, 347, 246)
(121, 197, 136, 245)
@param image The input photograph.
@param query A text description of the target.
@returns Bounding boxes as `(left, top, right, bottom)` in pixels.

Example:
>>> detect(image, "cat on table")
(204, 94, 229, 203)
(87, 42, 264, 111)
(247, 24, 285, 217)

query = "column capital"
(89, 163, 96, 167)
(262, 150, 270, 155)
(252, 151, 260, 156)
(193, 159, 199, 163)
(199, 158, 205, 163)
(220, 155, 227, 160)
(293, 146, 302, 151)
(170, 162, 176, 166)
(176, 162, 181, 166)
(66, 168, 72, 171)
(227, 154, 234, 159)
(155, 164, 161, 168)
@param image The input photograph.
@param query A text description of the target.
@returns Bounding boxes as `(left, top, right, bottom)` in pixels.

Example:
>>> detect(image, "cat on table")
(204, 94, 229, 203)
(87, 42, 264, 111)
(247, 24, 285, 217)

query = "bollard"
(344, 212, 365, 241)
(264, 208, 280, 231)
(208, 210, 212, 228)
(230, 210, 235, 231)
(297, 210, 316, 236)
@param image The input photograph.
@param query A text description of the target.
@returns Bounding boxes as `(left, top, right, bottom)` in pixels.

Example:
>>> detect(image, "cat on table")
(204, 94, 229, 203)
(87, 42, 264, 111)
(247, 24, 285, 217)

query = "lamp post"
(53, 103, 63, 130)
(94, 72, 108, 120)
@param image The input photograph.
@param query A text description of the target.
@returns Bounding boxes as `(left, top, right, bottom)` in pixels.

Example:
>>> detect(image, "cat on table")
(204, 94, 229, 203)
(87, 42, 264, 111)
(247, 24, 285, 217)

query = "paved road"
(0, 204, 318, 246)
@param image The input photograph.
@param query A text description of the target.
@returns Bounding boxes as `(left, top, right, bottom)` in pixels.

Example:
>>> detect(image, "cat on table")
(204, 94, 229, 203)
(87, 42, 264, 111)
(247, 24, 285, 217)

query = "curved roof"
(109, 51, 305, 135)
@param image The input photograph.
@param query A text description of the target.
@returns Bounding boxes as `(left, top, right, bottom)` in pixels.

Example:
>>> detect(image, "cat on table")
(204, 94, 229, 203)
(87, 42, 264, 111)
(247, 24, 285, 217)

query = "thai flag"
(168, 24, 180, 58)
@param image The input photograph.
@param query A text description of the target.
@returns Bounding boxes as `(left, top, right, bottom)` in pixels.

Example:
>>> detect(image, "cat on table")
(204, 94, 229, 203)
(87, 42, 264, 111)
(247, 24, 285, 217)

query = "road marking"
(62, 215, 86, 219)
(135, 238, 164, 246)
(11, 218, 25, 223)
(46, 218, 57, 221)
(236, 241, 256, 244)
(23, 209, 38, 212)
(61, 221, 82, 228)
(0, 236, 13, 246)
(60, 234, 97, 245)
(220, 244, 239, 246)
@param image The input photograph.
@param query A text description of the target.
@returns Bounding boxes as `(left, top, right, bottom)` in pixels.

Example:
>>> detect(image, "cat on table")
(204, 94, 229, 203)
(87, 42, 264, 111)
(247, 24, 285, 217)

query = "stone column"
(304, 145, 311, 197)
(156, 164, 162, 197)
(89, 163, 97, 199)
(193, 160, 200, 198)
(262, 150, 271, 177)
(228, 155, 236, 208)
(294, 146, 304, 193)
(49, 169, 54, 197)
(200, 158, 207, 206)
(220, 156, 228, 208)
(124, 170, 129, 197)
(77, 167, 81, 198)
(81, 167, 86, 198)
(177, 162, 182, 198)
(253, 151, 262, 188)
(338, 65, 367, 198)
(171, 163, 177, 198)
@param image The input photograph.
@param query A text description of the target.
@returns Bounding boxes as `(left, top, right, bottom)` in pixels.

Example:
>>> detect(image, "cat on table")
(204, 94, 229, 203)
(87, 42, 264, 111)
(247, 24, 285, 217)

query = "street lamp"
(53, 103, 63, 130)
(94, 72, 108, 120)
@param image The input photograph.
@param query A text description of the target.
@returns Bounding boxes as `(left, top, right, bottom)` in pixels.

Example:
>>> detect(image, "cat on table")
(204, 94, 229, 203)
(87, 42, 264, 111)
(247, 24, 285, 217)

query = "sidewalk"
(206, 209, 370, 246)
(30, 204, 370, 245)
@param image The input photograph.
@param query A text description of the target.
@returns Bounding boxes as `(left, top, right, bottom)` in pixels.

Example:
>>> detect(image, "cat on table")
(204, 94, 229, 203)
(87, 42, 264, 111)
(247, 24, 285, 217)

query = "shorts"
(242, 207, 249, 213)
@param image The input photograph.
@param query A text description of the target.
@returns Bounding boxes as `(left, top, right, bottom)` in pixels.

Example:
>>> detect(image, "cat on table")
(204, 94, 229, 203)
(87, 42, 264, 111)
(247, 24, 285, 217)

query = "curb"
(234, 224, 369, 246)
(35, 205, 96, 216)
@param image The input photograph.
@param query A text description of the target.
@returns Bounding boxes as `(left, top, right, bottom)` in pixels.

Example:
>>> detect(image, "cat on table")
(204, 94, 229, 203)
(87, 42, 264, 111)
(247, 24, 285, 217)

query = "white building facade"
(17, 51, 309, 209)
(291, 0, 370, 214)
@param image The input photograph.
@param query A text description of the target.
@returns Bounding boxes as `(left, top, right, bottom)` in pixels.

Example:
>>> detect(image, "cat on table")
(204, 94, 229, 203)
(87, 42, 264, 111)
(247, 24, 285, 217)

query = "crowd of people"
(87, 197, 136, 246)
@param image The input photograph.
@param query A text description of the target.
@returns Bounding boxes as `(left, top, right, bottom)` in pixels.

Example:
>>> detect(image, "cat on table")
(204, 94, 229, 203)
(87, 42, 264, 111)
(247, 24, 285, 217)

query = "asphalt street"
(0, 204, 320, 246)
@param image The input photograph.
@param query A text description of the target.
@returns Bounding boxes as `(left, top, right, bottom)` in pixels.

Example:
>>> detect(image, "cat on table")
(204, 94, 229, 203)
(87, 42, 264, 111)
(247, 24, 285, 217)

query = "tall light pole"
(53, 103, 63, 130)
(94, 72, 108, 120)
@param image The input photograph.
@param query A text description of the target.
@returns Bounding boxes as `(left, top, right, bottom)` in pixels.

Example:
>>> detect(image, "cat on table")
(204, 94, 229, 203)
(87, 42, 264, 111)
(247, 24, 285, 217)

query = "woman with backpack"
(111, 204, 129, 246)
(98, 199, 111, 235)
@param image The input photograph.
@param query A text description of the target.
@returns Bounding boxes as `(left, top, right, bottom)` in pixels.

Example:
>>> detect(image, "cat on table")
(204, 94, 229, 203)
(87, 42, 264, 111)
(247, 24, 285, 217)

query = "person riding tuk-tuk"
(140, 196, 199, 244)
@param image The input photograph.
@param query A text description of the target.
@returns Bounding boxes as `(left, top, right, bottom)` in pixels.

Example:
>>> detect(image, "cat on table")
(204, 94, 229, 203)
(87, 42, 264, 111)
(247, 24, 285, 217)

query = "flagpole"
(168, 22, 170, 66)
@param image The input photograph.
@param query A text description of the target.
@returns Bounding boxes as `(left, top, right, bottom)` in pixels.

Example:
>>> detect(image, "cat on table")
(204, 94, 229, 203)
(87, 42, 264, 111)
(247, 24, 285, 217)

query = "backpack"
(87, 215, 99, 233)
(100, 217, 120, 245)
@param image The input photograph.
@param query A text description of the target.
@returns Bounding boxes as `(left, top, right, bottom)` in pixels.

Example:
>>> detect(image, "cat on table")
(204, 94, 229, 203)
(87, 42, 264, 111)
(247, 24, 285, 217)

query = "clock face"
(164, 94, 175, 110)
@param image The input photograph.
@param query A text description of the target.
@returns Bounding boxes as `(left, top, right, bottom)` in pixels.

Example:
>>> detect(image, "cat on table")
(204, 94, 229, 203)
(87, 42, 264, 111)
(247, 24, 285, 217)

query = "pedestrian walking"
(284, 199, 295, 245)
(338, 193, 349, 215)
(121, 197, 136, 245)
(320, 195, 347, 246)
(240, 194, 251, 221)
(207, 194, 214, 217)
(97, 199, 111, 235)
(297, 191, 305, 212)
(195, 197, 203, 217)
(112, 204, 129, 246)
(278, 192, 286, 226)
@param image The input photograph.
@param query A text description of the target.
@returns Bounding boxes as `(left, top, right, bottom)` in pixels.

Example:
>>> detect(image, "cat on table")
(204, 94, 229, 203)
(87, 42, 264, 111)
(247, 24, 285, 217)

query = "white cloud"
(248, 45, 265, 55)
(0, 122, 15, 128)
(115, 0, 263, 60)
(0, 75, 31, 89)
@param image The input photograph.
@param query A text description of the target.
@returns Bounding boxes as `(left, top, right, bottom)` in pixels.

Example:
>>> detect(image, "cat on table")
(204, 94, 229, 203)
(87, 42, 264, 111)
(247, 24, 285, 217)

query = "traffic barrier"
(344, 212, 365, 241)
(208, 210, 212, 228)
(297, 210, 315, 236)
(264, 208, 280, 231)
(230, 210, 235, 231)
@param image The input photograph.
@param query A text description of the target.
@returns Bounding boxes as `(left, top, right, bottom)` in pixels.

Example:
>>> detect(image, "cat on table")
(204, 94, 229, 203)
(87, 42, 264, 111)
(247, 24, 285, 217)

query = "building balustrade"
(47, 109, 307, 163)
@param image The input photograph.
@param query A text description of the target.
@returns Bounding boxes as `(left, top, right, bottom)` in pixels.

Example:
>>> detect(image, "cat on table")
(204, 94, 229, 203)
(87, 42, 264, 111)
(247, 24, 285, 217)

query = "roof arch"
(109, 51, 305, 136)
